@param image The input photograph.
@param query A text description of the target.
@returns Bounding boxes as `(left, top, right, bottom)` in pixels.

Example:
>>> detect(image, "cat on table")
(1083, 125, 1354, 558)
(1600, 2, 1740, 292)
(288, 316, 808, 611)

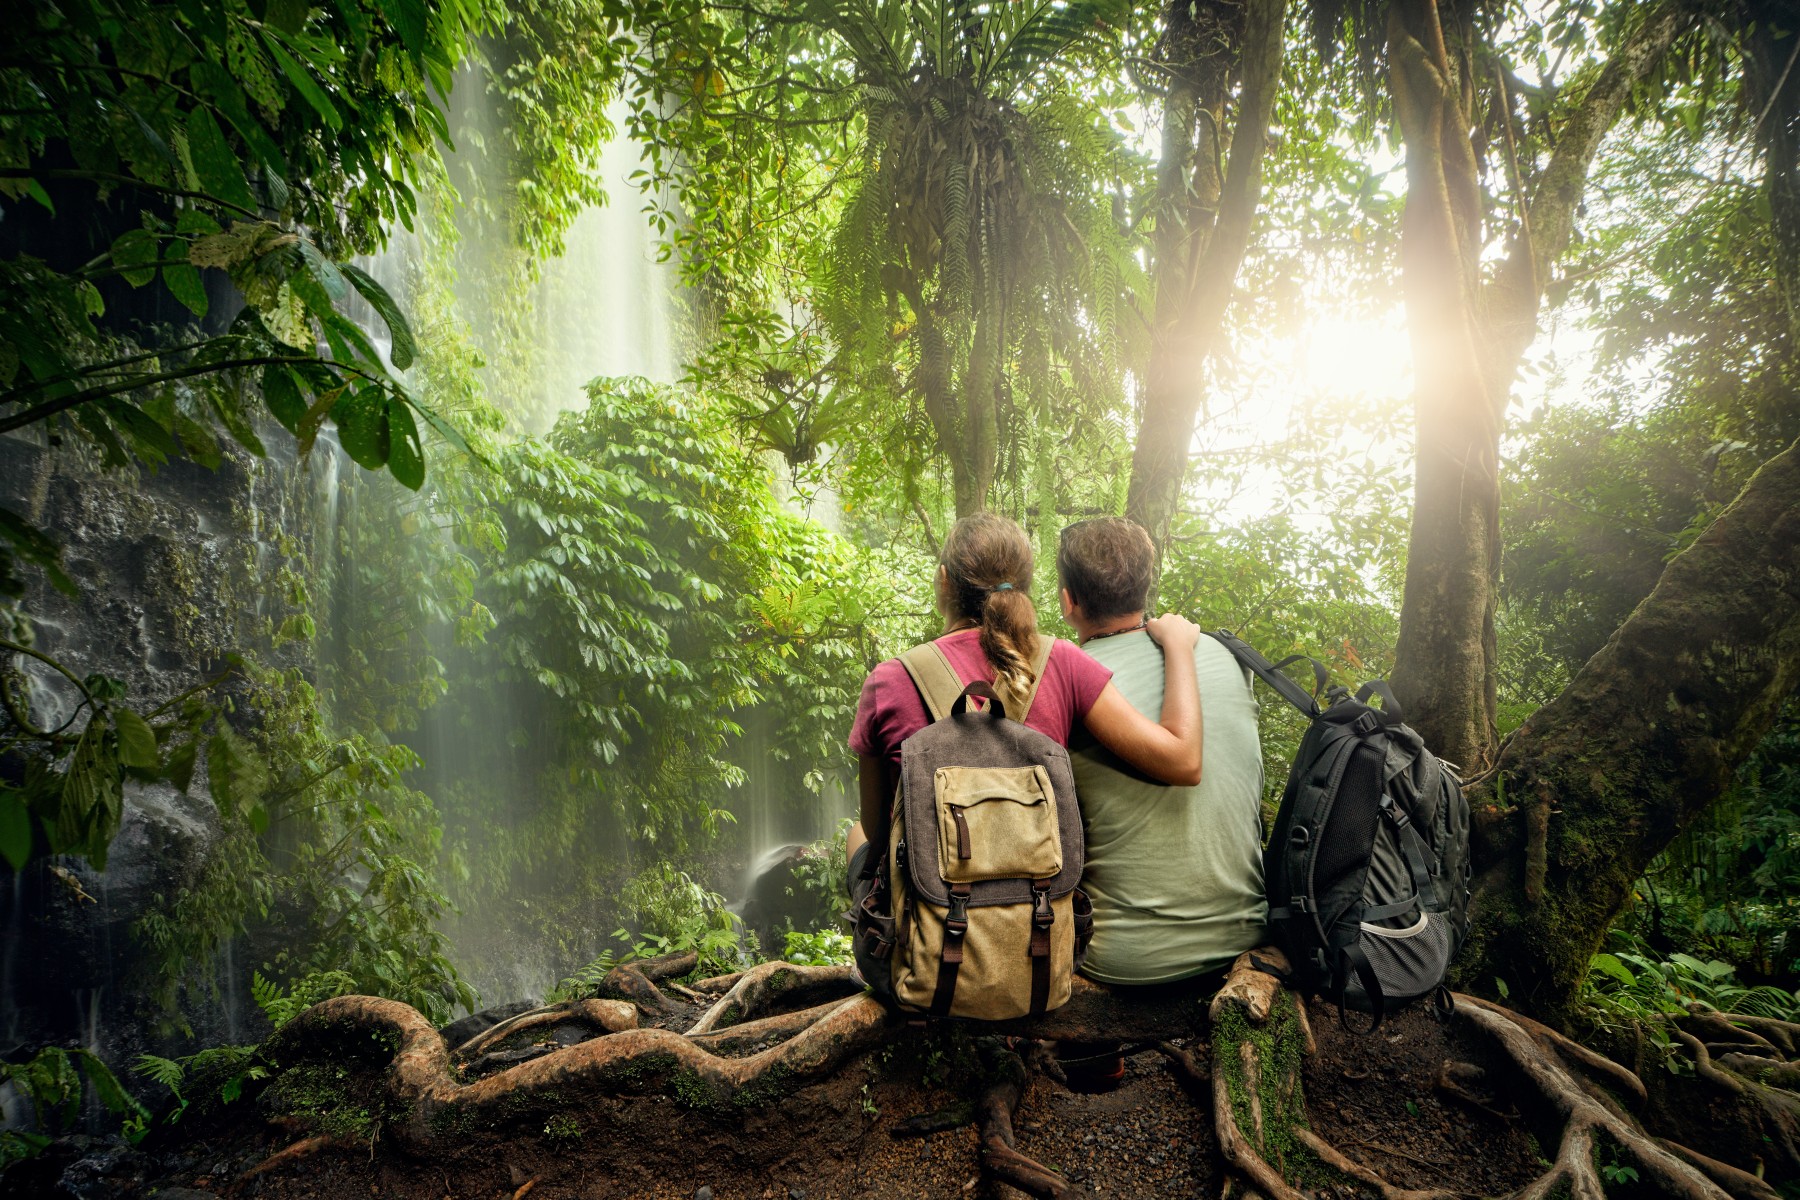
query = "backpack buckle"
(1378, 795, 1411, 829)
(1031, 882, 1054, 928)
(945, 888, 970, 936)
(1354, 710, 1381, 735)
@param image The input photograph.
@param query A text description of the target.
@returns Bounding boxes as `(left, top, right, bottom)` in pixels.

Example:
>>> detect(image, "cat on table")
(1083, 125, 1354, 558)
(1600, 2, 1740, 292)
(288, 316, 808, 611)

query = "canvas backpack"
(1210, 631, 1472, 1030)
(851, 635, 1094, 1019)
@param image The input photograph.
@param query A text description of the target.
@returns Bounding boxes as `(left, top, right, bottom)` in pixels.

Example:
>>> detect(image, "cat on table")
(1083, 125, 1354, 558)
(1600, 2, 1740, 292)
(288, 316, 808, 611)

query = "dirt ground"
(1, 995, 1571, 1200)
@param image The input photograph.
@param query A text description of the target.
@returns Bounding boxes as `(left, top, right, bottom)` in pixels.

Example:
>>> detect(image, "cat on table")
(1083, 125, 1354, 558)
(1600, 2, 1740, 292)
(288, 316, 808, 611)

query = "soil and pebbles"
(4, 996, 1555, 1200)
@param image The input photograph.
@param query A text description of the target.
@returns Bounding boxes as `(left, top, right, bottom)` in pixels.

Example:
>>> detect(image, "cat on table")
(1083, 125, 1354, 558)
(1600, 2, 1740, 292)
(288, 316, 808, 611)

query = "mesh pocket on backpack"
(1344, 910, 1453, 1009)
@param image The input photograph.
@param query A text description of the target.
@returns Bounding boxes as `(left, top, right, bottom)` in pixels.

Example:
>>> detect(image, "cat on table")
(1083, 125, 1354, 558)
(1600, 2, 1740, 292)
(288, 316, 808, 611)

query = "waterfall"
(312, 76, 855, 1012)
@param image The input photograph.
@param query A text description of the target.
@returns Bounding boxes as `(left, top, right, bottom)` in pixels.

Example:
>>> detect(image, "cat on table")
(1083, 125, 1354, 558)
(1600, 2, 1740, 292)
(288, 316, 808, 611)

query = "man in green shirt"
(1058, 518, 1268, 988)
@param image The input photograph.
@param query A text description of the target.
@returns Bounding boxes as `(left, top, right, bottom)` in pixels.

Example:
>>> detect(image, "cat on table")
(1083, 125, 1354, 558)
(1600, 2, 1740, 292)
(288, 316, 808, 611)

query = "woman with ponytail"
(846, 512, 1203, 870)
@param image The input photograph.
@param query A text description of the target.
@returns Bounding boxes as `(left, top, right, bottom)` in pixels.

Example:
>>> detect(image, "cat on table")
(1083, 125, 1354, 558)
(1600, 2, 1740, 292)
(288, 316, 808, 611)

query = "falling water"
(306, 74, 856, 1012)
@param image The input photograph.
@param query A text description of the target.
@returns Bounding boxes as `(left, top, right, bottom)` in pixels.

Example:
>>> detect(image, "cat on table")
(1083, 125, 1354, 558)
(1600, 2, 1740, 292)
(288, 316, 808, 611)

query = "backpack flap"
(896, 685, 1083, 906)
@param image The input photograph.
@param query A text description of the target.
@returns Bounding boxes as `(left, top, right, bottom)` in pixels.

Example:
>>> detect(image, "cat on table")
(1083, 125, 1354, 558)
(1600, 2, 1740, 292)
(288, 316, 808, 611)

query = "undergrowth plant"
(0, 1047, 149, 1168)
(1583, 928, 1800, 1072)
(782, 928, 852, 967)
(612, 861, 750, 976)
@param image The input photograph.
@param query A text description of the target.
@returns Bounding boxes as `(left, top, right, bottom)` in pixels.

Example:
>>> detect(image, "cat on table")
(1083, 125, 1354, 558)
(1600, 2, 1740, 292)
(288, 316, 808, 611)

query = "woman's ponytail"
(938, 514, 1041, 701)
(980, 587, 1039, 701)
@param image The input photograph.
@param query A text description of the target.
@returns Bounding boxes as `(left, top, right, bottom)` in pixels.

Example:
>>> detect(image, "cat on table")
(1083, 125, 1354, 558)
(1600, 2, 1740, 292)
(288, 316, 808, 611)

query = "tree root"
(972, 1038, 1083, 1199)
(1673, 1025, 1800, 1174)
(687, 998, 861, 1057)
(685, 962, 859, 1035)
(255, 953, 1798, 1199)
(593, 950, 697, 1014)
(267, 991, 896, 1150)
(1655, 1139, 1784, 1200)
(232, 1134, 356, 1191)
(1453, 998, 1729, 1199)
(1692, 1008, 1800, 1056)
(452, 998, 638, 1058)
(1292, 1128, 1458, 1200)
(1208, 950, 1309, 1200)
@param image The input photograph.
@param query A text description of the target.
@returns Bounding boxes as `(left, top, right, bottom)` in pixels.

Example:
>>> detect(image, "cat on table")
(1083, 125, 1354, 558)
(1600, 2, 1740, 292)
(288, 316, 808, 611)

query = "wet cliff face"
(0, 430, 325, 1073)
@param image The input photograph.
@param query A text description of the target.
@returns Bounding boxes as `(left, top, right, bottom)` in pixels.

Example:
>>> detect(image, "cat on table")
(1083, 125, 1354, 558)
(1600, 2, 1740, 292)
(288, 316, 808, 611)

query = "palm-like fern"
(808, 0, 1143, 515)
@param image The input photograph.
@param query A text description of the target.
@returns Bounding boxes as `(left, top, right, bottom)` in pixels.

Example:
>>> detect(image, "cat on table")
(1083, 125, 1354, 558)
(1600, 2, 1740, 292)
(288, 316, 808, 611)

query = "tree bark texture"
(1385, 0, 1494, 772)
(1387, 1, 1686, 771)
(1461, 438, 1800, 1025)
(1742, 6, 1800, 347)
(1125, 0, 1287, 550)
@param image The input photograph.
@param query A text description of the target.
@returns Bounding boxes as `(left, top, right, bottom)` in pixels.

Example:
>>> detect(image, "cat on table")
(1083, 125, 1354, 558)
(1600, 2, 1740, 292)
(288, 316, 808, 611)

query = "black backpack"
(1210, 631, 1471, 1030)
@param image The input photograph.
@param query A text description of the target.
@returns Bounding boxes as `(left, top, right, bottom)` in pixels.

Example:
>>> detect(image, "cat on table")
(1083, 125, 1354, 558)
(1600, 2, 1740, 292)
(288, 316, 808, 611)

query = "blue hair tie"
(991, 582, 1015, 592)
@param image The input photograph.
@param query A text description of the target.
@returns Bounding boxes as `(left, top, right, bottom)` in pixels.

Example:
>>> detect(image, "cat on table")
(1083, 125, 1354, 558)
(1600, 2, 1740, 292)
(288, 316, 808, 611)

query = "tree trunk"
(1384, 0, 1494, 771)
(1124, 0, 1286, 550)
(1742, 10, 1800, 347)
(1386, 1, 1686, 770)
(1461, 437, 1800, 1027)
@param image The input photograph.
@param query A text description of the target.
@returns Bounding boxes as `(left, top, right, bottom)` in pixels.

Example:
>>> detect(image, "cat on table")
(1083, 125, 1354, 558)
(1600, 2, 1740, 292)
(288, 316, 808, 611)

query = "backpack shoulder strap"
(899, 642, 967, 723)
(999, 634, 1056, 725)
(1207, 630, 1324, 718)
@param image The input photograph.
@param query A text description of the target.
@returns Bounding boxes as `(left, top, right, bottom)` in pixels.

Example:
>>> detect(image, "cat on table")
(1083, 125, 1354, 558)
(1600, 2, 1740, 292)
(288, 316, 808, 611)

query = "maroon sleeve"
(849, 658, 912, 758)
(848, 665, 886, 756)
(1054, 639, 1113, 718)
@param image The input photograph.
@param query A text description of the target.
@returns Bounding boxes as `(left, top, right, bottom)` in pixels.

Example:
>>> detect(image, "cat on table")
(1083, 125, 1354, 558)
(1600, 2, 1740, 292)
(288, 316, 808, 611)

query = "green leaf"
(163, 262, 209, 317)
(59, 717, 122, 869)
(261, 33, 343, 131)
(114, 709, 160, 771)
(377, 0, 428, 56)
(334, 386, 391, 469)
(69, 1049, 150, 1125)
(111, 229, 160, 288)
(410, 396, 476, 459)
(0, 507, 76, 596)
(385, 397, 424, 489)
(340, 263, 416, 370)
(98, 399, 180, 469)
(207, 389, 268, 458)
(0, 791, 33, 871)
(206, 728, 264, 816)
(1589, 953, 1636, 988)
(297, 241, 348, 301)
(163, 737, 198, 793)
(263, 365, 306, 432)
(184, 107, 257, 213)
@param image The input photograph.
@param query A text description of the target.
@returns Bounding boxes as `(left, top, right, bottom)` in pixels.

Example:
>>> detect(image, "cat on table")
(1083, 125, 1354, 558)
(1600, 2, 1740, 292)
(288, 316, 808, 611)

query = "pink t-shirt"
(849, 628, 1113, 781)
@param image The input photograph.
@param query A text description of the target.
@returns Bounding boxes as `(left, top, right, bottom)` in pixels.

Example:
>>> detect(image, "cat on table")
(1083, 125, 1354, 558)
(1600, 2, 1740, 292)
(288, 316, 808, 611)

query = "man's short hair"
(1057, 518, 1155, 620)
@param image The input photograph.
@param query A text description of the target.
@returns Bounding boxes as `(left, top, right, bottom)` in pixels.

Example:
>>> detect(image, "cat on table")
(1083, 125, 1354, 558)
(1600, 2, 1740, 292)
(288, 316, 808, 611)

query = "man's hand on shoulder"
(1146, 612, 1200, 652)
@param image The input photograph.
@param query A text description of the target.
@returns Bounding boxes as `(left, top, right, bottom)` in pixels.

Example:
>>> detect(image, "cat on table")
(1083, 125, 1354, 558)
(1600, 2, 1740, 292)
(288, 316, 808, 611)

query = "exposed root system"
(685, 962, 860, 1035)
(453, 998, 638, 1058)
(243, 948, 1800, 1198)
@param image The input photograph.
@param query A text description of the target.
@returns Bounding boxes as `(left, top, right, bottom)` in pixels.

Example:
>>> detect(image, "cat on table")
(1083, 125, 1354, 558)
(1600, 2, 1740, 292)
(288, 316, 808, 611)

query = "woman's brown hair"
(938, 513, 1040, 700)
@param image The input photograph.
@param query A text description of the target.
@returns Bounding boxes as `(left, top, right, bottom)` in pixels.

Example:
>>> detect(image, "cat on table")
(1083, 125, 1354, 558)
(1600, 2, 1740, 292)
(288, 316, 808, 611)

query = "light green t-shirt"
(1072, 631, 1267, 984)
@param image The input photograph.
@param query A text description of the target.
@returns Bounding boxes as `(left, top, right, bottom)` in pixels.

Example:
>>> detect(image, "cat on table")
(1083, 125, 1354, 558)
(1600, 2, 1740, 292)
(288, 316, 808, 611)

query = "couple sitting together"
(844, 512, 1267, 1040)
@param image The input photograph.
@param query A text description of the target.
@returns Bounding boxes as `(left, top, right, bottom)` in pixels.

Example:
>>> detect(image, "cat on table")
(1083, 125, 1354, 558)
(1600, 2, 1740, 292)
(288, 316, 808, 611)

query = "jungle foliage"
(2, 1, 1800, 1165)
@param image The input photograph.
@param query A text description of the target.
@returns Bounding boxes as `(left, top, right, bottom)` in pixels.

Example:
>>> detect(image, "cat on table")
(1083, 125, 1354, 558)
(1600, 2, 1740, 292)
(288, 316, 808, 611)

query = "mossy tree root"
(1206, 949, 1317, 1200)
(1452, 997, 1732, 1200)
(685, 962, 859, 1035)
(453, 998, 638, 1058)
(268, 992, 895, 1148)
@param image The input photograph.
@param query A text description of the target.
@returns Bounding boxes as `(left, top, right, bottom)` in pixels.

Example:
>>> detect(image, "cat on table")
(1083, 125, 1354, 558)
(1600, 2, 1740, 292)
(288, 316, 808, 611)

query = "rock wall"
(0, 429, 326, 1078)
